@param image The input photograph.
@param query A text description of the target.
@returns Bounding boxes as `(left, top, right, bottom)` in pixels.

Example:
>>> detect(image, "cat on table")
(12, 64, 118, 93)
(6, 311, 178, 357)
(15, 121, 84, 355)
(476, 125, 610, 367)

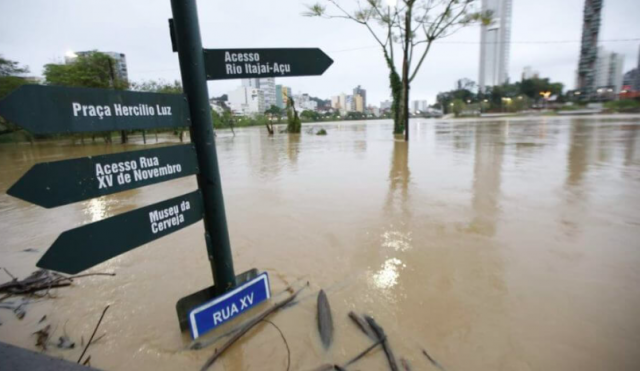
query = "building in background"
(66, 51, 128, 81)
(344, 95, 353, 114)
(576, 0, 604, 100)
(353, 85, 366, 109)
(411, 100, 428, 113)
(478, 0, 512, 91)
(293, 93, 317, 111)
(228, 86, 265, 115)
(331, 96, 340, 109)
(354, 94, 364, 113)
(521, 66, 539, 80)
(338, 94, 347, 114)
(380, 100, 392, 111)
(242, 78, 276, 109)
(275, 85, 284, 108)
(594, 47, 624, 98)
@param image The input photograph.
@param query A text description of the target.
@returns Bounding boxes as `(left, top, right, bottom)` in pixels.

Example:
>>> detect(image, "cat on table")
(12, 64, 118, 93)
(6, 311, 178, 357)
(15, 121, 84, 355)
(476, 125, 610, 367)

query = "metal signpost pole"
(170, 0, 236, 294)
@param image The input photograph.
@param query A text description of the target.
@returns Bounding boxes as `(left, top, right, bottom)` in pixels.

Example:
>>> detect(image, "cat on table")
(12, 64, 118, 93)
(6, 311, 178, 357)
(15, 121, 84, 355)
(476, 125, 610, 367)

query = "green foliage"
(0, 56, 29, 77)
(386, 56, 403, 134)
(0, 56, 30, 99)
(211, 109, 235, 128)
(0, 56, 31, 137)
(451, 99, 466, 117)
(265, 104, 283, 117)
(345, 111, 366, 120)
(132, 80, 182, 93)
(438, 76, 565, 113)
(300, 110, 321, 122)
(43, 51, 129, 90)
(604, 99, 640, 112)
(316, 128, 327, 135)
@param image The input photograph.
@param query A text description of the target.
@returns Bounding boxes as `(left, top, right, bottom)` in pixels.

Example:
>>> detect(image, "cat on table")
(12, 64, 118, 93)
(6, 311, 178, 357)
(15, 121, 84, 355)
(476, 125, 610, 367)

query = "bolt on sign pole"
(170, 0, 236, 294)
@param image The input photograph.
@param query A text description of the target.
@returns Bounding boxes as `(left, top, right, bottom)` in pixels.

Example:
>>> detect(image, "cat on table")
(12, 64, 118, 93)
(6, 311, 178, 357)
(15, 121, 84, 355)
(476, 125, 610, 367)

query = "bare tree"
(305, 0, 491, 141)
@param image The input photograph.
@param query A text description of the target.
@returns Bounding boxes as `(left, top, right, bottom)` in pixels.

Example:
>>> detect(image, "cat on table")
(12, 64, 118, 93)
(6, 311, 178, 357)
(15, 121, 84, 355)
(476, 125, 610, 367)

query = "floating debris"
(57, 335, 75, 349)
(77, 305, 110, 364)
(365, 316, 399, 371)
(317, 290, 333, 349)
(422, 348, 447, 371)
(0, 269, 115, 298)
(33, 324, 51, 350)
(348, 311, 377, 341)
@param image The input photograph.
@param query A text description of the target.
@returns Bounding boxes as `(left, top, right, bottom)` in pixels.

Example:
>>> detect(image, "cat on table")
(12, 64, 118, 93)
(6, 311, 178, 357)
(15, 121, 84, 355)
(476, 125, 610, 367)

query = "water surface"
(1, 116, 639, 370)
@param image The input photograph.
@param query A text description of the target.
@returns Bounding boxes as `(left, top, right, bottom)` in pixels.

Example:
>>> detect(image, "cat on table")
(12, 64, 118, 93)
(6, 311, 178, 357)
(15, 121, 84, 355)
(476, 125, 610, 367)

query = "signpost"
(38, 191, 204, 275)
(203, 48, 333, 80)
(8, 145, 198, 208)
(0, 0, 333, 340)
(189, 273, 271, 339)
(0, 85, 190, 134)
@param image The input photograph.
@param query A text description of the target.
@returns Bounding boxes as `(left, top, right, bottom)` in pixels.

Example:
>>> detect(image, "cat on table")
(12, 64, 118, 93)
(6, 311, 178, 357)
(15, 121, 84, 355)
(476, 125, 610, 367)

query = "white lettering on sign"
(72, 103, 112, 120)
(212, 293, 255, 326)
(223, 52, 292, 77)
(224, 52, 260, 62)
(93, 156, 183, 190)
(71, 102, 172, 119)
(148, 200, 191, 234)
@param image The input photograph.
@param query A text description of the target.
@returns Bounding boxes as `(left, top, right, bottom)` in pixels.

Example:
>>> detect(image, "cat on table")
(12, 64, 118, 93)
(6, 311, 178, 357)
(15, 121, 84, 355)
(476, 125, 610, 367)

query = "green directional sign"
(8, 145, 198, 208)
(37, 190, 203, 274)
(0, 85, 190, 134)
(203, 48, 333, 80)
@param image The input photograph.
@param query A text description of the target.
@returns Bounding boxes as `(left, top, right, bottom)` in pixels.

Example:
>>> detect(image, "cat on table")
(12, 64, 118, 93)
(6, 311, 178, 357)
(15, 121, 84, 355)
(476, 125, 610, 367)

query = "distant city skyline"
(1, 0, 638, 104)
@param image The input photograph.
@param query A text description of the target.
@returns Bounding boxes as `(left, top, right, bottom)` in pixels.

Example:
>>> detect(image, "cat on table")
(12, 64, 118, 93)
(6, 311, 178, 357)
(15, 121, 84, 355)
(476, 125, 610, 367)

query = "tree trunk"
(142, 130, 147, 144)
(120, 130, 127, 144)
(402, 4, 413, 142)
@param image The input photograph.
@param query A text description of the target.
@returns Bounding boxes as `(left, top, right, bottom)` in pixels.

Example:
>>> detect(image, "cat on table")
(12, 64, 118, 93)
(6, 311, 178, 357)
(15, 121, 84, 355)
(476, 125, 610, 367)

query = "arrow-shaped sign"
(0, 85, 191, 134)
(203, 48, 333, 80)
(8, 145, 198, 208)
(37, 190, 203, 274)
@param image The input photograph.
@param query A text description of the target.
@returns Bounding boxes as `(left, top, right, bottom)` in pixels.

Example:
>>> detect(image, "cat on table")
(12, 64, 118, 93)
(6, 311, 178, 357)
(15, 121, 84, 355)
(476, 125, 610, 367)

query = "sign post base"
(176, 268, 258, 332)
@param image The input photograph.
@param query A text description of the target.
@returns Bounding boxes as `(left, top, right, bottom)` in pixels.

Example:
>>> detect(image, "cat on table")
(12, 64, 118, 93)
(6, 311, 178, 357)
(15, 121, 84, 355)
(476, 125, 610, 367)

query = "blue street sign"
(189, 272, 271, 338)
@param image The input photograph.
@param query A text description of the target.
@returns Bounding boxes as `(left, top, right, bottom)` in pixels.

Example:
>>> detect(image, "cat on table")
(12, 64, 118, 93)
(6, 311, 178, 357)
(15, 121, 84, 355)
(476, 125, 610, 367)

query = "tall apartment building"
(354, 94, 364, 113)
(353, 85, 367, 109)
(594, 47, 624, 95)
(228, 86, 265, 115)
(576, 0, 604, 99)
(242, 78, 276, 109)
(66, 51, 129, 81)
(478, 0, 512, 91)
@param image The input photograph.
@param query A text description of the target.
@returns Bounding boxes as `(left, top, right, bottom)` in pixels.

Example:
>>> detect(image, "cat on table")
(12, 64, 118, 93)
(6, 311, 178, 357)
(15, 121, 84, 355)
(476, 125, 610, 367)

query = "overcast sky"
(1, 0, 639, 105)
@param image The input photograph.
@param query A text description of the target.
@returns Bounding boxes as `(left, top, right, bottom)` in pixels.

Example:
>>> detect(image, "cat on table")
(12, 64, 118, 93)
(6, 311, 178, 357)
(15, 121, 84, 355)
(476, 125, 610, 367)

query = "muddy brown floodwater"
(1, 116, 640, 371)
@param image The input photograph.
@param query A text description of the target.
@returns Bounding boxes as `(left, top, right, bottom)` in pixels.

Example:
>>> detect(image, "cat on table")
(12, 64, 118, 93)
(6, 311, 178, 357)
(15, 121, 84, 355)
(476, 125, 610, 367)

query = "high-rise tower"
(478, 0, 513, 91)
(576, 0, 604, 100)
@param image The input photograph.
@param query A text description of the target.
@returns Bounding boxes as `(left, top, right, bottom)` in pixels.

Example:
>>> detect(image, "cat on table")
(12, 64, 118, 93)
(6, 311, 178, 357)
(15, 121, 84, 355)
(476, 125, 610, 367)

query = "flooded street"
(1, 116, 640, 370)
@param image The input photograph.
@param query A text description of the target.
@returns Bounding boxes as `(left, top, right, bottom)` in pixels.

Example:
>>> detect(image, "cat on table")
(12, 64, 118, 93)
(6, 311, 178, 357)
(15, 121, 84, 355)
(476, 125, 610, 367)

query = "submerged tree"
(264, 104, 283, 134)
(286, 95, 302, 133)
(305, 0, 491, 141)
